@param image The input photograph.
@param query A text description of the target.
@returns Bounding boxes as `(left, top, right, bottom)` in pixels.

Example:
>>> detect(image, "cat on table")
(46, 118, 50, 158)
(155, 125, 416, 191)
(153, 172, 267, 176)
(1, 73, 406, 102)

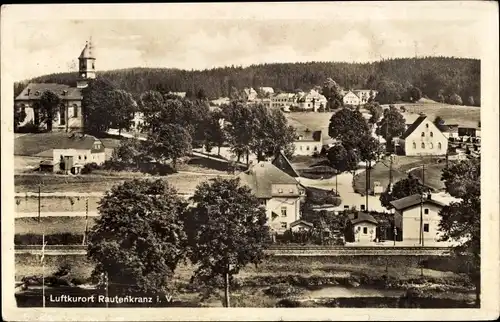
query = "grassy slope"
(353, 156, 446, 194)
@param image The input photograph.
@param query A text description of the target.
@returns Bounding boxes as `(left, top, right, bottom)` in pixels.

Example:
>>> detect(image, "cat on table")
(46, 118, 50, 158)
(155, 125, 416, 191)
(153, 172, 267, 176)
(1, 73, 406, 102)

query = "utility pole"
(82, 198, 89, 245)
(365, 162, 369, 211)
(389, 155, 393, 187)
(419, 163, 425, 247)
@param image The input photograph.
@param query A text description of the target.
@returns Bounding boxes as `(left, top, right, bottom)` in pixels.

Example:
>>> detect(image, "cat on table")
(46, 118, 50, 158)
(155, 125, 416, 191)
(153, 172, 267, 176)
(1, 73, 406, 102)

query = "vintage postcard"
(1, 2, 499, 321)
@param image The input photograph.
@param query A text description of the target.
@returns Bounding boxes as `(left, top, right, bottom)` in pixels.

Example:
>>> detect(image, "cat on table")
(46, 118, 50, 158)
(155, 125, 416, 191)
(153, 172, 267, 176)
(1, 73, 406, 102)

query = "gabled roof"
(400, 115, 427, 139)
(348, 212, 378, 225)
(296, 129, 322, 142)
(290, 219, 314, 228)
(272, 150, 300, 178)
(15, 83, 82, 101)
(390, 194, 446, 211)
(238, 161, 300, 198)
(52, 133, 105, 153)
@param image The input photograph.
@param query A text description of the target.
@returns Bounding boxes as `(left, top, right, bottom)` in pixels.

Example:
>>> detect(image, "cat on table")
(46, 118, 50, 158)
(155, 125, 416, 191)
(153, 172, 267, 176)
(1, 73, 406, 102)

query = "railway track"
(15, 245, 452, 256)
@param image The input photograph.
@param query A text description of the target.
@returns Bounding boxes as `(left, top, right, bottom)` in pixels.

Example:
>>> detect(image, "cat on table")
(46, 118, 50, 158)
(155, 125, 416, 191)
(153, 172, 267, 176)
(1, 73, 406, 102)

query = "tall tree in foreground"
(322, 78, 344, 111)
(82, 77, 116, 134)
(14, 106, 27, 131)
(37, 90, 61, 132)
(204, 110, 226, 155)
(328, 108, 370, 150)
(438, 158, 480, 306)
(107, 89, 137, 135)
(327, 144, 360, 175)
(87, 179, 187, 294)
(380, 175, 431, 210)
(376, 106, 406, 151)
(185, 178, 269, 307)
(146, 123, 192, 169)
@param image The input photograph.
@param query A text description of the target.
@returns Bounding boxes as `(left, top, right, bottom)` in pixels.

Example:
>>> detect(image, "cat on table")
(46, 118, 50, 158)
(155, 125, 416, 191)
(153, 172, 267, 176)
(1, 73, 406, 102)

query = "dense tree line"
(16, 57, 480, 106)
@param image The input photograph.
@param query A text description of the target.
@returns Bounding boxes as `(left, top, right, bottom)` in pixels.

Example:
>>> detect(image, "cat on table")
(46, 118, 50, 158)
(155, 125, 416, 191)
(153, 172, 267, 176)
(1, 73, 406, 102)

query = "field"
(393, 103, 480, 128)
(16, 196, 102, 213)
(15, 217, 98, 235)
(353, 156, 446, 194)
(284, 103, 480, 138)
(15, 171, 226, 194)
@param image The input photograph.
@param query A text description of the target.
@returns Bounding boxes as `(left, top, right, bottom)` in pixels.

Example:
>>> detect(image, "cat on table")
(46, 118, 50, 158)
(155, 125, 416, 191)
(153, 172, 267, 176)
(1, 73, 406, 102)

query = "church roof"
(15, 83, 82, 101)
(79, 41, 95, 59)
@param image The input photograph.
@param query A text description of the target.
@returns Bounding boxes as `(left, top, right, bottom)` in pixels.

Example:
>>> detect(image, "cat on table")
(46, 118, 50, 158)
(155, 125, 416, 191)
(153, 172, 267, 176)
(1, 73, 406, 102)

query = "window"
(421, 132, 425, 137)
(73, 105, 78, 117)
(260, 199, 266, 206)
(314, 146, 318, 151)
(438, 142, 442, 149)
(306, 146, 310, 151)
(299, 146, 303, 150)
(281, 207, 287, 217)
(78, 155, 82, 160)
(289, 188, 293, 193)
(413, 142, 416, 149)
(278, 188, 283, 193)
(429, 143, 434, 149)
(430, 132, 433, 137)
(421, 142, 425, 149)
(424, 208, 429, 214)
(84, 156, 87, 160)
(426, 124, 429, 128)
(363, 227, 368, 234)
(281, 222, 287, 229)
(424, 224, 429, 232)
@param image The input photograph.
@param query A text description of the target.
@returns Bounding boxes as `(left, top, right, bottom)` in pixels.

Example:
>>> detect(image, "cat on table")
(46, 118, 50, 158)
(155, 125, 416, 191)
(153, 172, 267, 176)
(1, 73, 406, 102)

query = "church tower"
(76, 38, 96, 89)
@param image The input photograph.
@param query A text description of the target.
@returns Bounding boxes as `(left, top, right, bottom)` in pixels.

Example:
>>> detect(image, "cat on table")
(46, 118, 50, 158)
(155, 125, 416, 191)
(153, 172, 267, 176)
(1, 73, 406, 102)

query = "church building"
(14, 39, 96, 132)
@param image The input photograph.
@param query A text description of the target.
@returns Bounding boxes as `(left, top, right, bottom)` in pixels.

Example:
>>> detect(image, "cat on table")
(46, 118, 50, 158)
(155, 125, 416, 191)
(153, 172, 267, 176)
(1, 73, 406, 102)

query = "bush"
(15, 233, 84, 245)
(264, 284, 304, 298)
(276, 298, 302, 307)
(81, 162, 99, 174)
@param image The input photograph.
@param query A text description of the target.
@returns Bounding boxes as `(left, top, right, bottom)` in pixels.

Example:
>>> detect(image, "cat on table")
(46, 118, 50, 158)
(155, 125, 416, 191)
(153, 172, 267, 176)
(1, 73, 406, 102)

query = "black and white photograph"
(1, 2, 498, 321)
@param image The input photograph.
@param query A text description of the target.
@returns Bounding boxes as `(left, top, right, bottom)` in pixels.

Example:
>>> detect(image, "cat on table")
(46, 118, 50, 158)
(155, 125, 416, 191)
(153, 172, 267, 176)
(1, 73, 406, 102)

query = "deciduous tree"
(87, 179, 187, 295)
(107, 89, 137, 135)
(184, 178, 269, 307)
(376, 106, 406, 151)
(438, 158, 480, 305)
(322, 78, 344, 110)
(379, 176, 430, 209)
(146, 123, 192, 169)
(82, 77, 116, 134)
(328, 108, 370, 150)
(327, 144, 360, 175)
(37, 90, 61, 132)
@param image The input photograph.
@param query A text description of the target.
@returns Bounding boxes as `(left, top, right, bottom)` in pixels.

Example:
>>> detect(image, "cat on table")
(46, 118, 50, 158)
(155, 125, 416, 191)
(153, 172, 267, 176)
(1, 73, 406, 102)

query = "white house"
(349, 212, 378, 243)
(271, 93, 297, 111)
(390, 194, 446, 245)
(243, 87, 258, 101)
(259, 87, 275, 96)
(398, 114, 448, 156)
(238, 161, 305, 234)
(51, 133, 107, 174)
(296, 89, 327, 111)
(342, 91, 362, 106)
(290, 219, 314, 232)
(294, 129, 323, 156)
(353, 89, 377, 104)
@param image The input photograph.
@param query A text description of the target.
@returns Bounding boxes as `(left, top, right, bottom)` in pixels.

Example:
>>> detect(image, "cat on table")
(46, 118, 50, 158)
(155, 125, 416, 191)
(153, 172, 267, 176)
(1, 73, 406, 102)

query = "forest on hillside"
(14, 57, 480, 106)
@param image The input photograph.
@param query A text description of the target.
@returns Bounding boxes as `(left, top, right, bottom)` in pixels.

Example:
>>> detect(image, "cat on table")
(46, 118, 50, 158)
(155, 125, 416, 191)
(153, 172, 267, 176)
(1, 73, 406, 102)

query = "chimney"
(27, 88, 31, 96)
(354, 212, 359, 219)
(427, 193, 432, 200)
(360, 205, 365, 211)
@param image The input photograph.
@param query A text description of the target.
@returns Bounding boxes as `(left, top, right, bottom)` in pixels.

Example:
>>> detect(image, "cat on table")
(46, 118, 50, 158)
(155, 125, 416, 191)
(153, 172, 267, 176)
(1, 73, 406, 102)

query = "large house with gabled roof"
(397, 113, 448, 156)
(238, 160, 306, 234)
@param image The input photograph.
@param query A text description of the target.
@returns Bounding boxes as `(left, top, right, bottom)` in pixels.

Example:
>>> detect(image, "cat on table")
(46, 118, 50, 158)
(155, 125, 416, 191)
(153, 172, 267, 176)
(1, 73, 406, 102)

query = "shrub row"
(15, 233, 84, 245)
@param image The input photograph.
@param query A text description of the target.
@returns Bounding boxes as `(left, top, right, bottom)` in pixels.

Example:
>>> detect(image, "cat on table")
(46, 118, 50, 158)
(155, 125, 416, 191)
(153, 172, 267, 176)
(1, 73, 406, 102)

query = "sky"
(2, 3, 489, 81)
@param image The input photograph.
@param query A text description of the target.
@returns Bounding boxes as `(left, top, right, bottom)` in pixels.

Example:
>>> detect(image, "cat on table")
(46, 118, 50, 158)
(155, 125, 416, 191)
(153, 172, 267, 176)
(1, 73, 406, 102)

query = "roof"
(390, 194, 446, 211)
(238, 161, 300, 198)
(290, 219, 314, 228)
(400, 115, 427, 139)
(51, 133, 105, 153)
(79, 40, 95, 59)
(296, 129, 322, 142)
(272, 151, 300, 178)
(15, 83, 82, 101)
(348, 212, 378, 225)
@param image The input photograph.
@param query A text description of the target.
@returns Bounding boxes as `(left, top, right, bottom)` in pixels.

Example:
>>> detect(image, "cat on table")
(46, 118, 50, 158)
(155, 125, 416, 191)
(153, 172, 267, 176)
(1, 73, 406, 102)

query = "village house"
(397, 114, 448, 156)
(290, 219, 314, 232)
(271, 93, 297, 111)
(296, 89, 327, 111)
(243, 87, 258, 101)
(342, 90, 362, 106)
(238, 161, 305, 234)
(390, 193, 446, 245)
(168, 91, 186, 98)
(40, 133, 106, 174)
(348, 212, 379, 243)
(15, 39, 95, 132)
(441, 124, 460, 139)
(294, 129, 323, 156)
(353, 89, 377, 104)
(258, 87, 275, 96)
(210, 97, 231, 106)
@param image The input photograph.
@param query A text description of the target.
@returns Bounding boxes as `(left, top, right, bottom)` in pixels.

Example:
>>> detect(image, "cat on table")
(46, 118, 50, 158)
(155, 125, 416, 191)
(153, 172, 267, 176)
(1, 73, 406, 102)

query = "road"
(15, 244, 453, 256)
